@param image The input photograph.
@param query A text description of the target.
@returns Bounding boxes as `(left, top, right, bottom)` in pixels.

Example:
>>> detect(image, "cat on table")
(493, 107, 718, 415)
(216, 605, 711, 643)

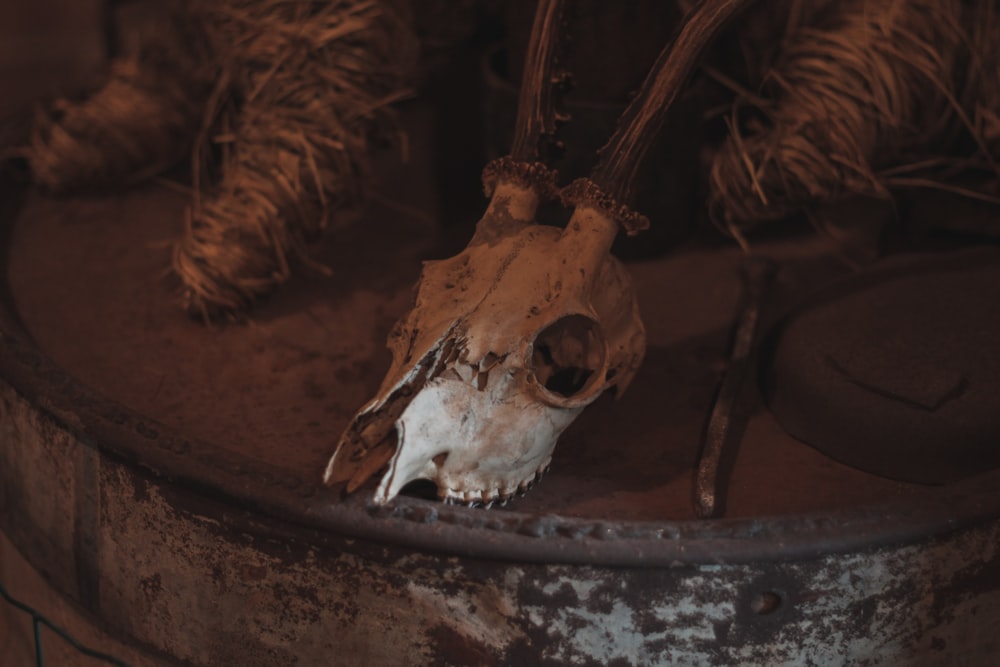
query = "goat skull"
(324, 181, 645, 505)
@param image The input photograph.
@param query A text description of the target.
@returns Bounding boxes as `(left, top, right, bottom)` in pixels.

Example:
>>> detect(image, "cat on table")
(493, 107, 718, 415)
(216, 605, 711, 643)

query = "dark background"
(0, 0, 106, 115)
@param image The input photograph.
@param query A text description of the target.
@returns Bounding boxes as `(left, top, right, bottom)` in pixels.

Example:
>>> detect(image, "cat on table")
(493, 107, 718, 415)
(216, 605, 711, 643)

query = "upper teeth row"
(440, 464, 550, 509)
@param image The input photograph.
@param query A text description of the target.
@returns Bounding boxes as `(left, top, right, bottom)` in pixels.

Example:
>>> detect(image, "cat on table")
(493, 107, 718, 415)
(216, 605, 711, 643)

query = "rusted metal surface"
(2, 161, 1000, 664)
(2, 376, 1000, 665)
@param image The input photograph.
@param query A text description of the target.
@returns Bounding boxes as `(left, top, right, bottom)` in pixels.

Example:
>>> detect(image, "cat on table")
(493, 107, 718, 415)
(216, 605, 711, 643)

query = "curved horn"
(472, 0, 567, 245)
(562, 0, 757, 248)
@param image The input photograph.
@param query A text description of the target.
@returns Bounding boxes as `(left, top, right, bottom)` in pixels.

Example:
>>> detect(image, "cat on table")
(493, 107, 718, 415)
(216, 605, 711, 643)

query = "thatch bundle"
(707, 0, 1000, 234)
(175, 0, 416, 318)
(26, 0, 1000, 308)
(26, 3, 213, 192)
(24, 0, 415, 319)
(960, 1, 1000, 156)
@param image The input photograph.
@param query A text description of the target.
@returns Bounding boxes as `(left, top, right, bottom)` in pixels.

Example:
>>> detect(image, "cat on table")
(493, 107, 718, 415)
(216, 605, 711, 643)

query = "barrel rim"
(2, 159, 999, 569)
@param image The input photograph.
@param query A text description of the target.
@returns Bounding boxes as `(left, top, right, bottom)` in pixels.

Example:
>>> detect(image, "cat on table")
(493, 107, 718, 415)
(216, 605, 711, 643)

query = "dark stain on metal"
(427, 623, 495, 666)
(750, 590, 782, 615)
(72, 442, 101, 612)
(931, 548, 1000, 624)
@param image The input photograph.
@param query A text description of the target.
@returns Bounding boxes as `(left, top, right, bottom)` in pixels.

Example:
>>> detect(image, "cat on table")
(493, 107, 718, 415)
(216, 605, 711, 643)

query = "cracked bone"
(324, 177, 645, 504)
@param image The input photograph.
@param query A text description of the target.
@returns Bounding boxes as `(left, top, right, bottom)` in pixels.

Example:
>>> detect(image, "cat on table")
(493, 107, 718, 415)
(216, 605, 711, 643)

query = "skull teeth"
(516, 464, 550, 497)
(438, 464, 551, 508)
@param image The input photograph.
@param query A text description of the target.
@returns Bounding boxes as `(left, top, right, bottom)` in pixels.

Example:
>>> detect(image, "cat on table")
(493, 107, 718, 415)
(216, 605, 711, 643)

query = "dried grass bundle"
(961, 1, 1000, 156)
(174, 0, 416, 318)
(25, 3, 212, 193)
(707, 0, 999, 233)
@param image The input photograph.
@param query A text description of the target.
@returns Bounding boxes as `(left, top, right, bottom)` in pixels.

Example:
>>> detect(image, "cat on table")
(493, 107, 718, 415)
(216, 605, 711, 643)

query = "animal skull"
(324, 181, 645, 505)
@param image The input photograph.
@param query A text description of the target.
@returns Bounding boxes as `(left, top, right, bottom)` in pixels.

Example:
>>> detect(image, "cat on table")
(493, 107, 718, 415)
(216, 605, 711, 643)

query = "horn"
(471, 0, 567, 245)
(561, 0, 757, 249)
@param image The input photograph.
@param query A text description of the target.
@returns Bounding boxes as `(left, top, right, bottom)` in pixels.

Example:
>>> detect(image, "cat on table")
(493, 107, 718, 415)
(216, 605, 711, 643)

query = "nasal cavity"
(531, 315, 604, 398)
(399, 479, 439, 500)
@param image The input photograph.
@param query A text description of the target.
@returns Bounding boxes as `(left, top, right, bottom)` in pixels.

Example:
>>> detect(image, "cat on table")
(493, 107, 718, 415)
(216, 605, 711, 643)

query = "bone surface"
(324, 181, 645, 504)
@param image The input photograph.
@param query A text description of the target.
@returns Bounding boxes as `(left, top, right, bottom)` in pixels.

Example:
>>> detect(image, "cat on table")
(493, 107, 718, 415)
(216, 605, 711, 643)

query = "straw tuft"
(707, 0, 1000, 231)
(26, 2, 213, 193)
(23, 0, 415, 319)
(175, 0, 416, 319)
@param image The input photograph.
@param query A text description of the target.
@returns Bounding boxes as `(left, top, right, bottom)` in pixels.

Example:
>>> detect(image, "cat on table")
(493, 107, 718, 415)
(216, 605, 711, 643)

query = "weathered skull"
(324, 181, 645, 505)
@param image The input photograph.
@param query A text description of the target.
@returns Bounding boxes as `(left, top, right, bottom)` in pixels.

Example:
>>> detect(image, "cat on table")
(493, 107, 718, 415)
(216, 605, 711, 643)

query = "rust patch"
(427, 623, 496, 666)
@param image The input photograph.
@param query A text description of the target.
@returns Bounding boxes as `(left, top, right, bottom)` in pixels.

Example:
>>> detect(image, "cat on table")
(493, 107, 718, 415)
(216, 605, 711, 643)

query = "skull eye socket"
(530, 314, 607, 406)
